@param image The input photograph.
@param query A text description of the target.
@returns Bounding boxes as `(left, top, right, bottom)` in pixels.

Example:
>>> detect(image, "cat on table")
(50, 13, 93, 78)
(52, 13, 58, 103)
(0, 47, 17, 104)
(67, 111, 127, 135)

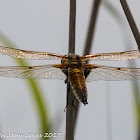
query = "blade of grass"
(103, 1, 140, 139)
(119, 1, 140, 139)
(102, 0, 123, 24)
(0, 32, 51, 140)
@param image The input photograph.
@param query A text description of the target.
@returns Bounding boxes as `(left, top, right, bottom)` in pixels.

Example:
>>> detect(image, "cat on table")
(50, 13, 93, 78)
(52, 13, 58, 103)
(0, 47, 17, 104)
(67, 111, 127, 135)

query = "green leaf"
(0, 32, 51, 140)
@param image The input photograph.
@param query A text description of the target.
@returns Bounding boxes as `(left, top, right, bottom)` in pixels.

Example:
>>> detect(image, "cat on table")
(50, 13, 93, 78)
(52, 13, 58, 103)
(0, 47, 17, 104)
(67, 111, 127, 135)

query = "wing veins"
(85, 64, 140, 81)
(0, 65, 66, 80)
(0, 46, 66, 60)
(81, 50, 140, 61)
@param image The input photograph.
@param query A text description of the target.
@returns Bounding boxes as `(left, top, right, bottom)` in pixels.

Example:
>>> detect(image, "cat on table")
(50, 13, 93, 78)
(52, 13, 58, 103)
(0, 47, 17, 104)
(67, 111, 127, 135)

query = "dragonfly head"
(67, 53, 80, 60)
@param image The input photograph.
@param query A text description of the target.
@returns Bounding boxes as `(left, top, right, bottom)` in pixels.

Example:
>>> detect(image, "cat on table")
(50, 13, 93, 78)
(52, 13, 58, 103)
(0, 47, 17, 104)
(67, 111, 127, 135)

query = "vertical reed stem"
(120, 0, 140, 49)
(66, 0, 76, 140)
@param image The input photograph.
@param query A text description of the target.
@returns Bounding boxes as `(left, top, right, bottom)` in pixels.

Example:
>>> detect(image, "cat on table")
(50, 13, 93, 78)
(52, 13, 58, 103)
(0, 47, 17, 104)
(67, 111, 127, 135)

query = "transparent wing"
(84, 64, 140, 82)
(81, 50, 140, 61)
(0, 64, 66, 80)
(0, 46, 67, 60)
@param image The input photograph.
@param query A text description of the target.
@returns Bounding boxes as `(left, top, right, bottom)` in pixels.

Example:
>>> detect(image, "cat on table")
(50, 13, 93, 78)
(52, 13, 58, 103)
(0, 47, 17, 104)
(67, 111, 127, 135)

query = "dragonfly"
(0, 46, 140, 105)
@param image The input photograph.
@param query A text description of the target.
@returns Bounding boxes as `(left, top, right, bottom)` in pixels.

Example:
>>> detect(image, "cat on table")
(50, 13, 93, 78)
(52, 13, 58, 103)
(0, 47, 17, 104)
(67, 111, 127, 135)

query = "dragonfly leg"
(64, 96, 76, 111)
(64, 84, 76, 111)
(72, 97, 76, 109)
(64, 83, 70, 112)
(65, 78, 68, 84)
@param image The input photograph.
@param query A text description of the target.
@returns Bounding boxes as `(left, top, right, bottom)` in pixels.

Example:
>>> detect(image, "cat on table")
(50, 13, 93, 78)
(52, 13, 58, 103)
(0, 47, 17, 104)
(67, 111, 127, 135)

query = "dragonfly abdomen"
(68, 67, 88, 105)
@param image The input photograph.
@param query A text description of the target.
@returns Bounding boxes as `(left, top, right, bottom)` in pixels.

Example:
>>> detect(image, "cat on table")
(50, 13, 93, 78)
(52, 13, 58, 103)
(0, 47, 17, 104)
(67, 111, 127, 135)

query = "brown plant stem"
(120, 0, 140, 49)
(66, 0, 76, 140)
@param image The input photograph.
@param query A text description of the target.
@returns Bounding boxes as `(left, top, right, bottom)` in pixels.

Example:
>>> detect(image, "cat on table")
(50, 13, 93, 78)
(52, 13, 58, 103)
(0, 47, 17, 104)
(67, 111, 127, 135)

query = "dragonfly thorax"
(61, 53, 85, 67)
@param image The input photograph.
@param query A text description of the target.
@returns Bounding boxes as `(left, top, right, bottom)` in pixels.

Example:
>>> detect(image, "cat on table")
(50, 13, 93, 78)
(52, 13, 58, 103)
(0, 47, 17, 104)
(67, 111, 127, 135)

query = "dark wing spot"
(29, 67, 33, 69)
(117, 68, 121, 70)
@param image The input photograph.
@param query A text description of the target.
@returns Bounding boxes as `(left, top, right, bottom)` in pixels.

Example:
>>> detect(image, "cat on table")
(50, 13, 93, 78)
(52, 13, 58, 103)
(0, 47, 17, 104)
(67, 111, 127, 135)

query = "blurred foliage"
(133, 83, 140, 126)
(103, 0, 140, 134)
(0, 1, 139, 140)
(0, 32, 51, 140)
(102, 0, 123, 24)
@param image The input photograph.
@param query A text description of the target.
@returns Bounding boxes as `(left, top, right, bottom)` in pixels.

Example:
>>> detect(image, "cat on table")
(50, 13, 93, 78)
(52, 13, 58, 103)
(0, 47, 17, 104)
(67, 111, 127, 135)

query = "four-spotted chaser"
(0, 46, 140, 105)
